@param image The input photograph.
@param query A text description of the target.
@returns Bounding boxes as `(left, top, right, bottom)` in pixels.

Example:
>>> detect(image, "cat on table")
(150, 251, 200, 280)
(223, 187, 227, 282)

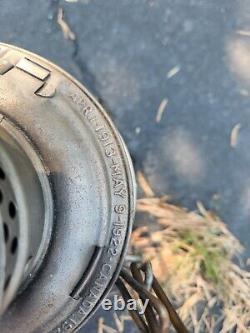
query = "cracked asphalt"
(1, 0, 250, 331)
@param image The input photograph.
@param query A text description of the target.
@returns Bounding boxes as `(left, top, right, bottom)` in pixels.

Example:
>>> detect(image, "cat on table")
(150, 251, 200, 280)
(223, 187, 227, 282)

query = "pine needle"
(230, 123, 241, 148)
(137, 171, 155, 197)
(237, 30, 250, 37)
(156, 98, 168, 123)
(57, 8, 76, 40)
(166, 66, 181, 79)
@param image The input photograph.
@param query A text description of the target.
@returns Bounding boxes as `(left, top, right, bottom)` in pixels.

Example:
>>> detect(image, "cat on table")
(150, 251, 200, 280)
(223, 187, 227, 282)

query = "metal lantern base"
(0, 43, 136, 333)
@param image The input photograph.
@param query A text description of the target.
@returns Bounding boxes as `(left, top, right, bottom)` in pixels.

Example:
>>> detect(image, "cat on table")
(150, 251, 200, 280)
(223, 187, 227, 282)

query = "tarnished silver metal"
(0, 118, 53, 315)
(0, 43, 136, 333)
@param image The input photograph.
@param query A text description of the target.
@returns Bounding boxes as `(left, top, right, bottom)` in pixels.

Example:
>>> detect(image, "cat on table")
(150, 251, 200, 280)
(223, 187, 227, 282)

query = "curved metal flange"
(0, 215, 6, 314)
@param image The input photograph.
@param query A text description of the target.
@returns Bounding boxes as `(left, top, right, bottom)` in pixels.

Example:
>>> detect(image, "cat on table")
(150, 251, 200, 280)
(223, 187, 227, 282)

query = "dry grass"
(131, 173, 250, 332)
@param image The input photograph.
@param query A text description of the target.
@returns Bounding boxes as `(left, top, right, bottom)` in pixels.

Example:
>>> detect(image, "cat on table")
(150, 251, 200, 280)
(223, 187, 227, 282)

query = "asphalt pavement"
(1, 0, 250, 331)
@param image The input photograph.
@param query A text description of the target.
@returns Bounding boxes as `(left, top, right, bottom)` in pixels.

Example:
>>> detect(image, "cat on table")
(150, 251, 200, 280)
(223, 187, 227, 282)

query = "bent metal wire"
(0, 43, 188, 333)
(117, 262, 188, 333)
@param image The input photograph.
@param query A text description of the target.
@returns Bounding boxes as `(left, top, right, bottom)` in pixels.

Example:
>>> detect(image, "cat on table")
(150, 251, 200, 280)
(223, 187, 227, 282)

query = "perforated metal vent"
(0, 166, 19, 302)
(0, 119, 53, 315)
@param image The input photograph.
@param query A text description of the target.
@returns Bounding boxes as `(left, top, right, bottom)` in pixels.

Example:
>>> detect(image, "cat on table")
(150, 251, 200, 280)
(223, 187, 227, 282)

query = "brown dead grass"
(131, 173, 250, 332)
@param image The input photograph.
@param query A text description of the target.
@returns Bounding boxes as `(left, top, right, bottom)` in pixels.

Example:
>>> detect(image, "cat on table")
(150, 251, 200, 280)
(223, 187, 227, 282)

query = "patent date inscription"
(50, 92, 131, 333)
